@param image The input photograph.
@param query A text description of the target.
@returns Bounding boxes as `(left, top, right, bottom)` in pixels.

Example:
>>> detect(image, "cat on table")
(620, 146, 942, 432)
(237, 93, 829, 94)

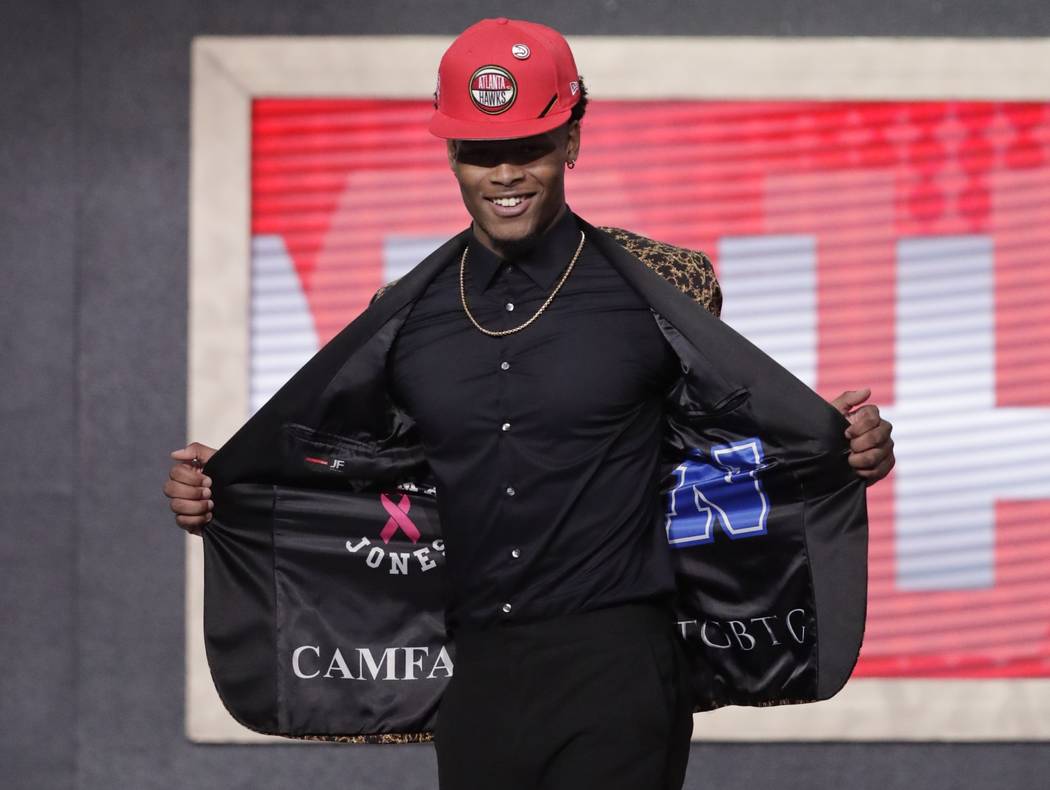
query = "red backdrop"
(252, 97, 1050, 679)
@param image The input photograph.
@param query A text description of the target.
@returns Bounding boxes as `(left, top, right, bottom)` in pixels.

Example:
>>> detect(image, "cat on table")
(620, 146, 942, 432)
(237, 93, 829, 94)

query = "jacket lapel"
(204, 229, 470, 489)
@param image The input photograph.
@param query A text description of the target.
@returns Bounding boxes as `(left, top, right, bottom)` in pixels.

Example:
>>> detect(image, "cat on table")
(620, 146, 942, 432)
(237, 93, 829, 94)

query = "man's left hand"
(830, 388, 895, 486)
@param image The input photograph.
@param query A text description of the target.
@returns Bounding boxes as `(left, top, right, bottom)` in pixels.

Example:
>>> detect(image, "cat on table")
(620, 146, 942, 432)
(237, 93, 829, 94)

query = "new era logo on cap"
(429, 17, 582, 140)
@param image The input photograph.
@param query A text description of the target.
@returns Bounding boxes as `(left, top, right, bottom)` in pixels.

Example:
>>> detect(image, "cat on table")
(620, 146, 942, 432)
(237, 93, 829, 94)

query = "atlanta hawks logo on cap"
(469, 65, 517, 115)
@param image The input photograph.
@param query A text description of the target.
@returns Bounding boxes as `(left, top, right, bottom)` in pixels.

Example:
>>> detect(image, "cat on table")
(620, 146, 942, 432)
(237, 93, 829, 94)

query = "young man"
(166, 18, 893, 790)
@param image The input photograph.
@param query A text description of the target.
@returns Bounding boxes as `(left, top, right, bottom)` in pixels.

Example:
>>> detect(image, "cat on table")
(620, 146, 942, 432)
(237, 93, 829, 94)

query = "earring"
(567, 160, 576, 169)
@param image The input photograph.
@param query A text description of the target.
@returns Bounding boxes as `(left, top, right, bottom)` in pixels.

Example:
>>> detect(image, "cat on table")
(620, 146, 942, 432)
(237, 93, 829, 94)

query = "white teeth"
(491, 196, 524, 207)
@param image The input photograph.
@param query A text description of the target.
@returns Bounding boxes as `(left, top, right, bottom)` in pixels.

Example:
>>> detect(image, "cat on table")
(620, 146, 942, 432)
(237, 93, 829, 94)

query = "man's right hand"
(165, 442, 217, 536)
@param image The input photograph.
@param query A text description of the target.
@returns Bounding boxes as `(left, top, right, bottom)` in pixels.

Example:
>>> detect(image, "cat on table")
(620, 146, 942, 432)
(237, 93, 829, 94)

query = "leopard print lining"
(369, 227, 722, 317)
(597, 226, 721, 318)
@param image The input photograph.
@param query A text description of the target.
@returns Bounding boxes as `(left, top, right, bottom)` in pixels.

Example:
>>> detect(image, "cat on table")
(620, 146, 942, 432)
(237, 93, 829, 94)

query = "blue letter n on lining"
(665, 438, 770, 548)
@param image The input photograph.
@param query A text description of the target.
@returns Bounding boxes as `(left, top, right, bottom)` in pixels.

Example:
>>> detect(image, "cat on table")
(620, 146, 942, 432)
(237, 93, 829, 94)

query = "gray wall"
(3, 1, 1050, 788)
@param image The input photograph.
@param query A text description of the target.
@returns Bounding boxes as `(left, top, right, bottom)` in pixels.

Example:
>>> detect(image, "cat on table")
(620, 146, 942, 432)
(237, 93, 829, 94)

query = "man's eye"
(455, 141, 553, 166)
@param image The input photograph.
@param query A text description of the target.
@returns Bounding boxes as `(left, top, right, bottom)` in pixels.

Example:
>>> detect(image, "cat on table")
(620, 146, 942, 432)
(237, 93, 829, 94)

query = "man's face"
(447, 122, 581, 255)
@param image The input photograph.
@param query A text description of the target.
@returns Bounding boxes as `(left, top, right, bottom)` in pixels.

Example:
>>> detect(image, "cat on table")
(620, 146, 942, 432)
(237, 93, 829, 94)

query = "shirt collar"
(466, 207, 581, 292)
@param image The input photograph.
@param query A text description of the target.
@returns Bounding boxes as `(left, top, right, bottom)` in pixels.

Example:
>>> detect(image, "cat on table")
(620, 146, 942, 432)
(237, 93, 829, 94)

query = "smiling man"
(166, 17, 893, 790)
(444, 126, 579, 256)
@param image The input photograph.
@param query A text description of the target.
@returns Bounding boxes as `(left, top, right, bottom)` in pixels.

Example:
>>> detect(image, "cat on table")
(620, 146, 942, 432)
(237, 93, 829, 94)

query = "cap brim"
(428, 108, 573, 141)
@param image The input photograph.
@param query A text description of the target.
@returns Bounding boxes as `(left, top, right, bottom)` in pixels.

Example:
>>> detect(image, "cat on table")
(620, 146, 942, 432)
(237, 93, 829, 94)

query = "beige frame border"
(187, 35, 1050, 742)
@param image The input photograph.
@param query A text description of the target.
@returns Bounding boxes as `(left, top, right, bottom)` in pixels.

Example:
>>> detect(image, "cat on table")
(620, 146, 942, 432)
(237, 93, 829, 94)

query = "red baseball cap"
(429, 18, 582, 141)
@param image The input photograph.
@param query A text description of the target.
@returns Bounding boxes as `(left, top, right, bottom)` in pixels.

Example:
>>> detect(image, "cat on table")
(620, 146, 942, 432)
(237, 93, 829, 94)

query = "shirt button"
(505, 302, 515, 312)
(511, 548, 521, 559)
(500, 361, 511, 371)
(501, 602, 513, 614)
(505, 486, 516, 497)
(501, 421, 511, 432)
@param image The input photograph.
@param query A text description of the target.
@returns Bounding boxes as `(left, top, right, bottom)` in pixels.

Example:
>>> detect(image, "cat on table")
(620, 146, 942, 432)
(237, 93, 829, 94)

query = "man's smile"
(485, 192, 536, 218)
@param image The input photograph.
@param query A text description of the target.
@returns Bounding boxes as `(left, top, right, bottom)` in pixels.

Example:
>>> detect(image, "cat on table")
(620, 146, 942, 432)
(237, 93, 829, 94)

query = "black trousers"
(435, 602, 694, 790)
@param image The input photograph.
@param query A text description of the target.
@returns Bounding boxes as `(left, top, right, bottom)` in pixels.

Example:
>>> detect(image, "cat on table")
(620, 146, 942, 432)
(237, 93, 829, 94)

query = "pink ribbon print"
(379, 493, 420, 545)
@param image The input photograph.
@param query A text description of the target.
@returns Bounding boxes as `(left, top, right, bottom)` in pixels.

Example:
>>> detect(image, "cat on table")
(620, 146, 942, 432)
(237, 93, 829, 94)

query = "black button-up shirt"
(389, 209, 681, 632)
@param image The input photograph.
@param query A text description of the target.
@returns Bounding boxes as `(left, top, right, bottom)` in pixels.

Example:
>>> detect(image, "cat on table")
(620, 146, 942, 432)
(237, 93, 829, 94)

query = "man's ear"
(565, 121, 581, 164)
(446, 140, 458, 171)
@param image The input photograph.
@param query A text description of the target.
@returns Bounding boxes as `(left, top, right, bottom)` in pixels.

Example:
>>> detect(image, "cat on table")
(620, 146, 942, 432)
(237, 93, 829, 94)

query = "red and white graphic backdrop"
(250, 97, 1050, 680)
(187, 36, 1050, 741)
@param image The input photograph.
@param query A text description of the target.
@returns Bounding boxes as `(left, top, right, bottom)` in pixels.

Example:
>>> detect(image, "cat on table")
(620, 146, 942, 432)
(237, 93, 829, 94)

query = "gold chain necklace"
(459, 231, 586, 337)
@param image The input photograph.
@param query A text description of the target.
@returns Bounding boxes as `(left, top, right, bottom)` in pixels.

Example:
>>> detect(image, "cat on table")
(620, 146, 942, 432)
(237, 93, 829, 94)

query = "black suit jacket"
(201, 217, 867, 742)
